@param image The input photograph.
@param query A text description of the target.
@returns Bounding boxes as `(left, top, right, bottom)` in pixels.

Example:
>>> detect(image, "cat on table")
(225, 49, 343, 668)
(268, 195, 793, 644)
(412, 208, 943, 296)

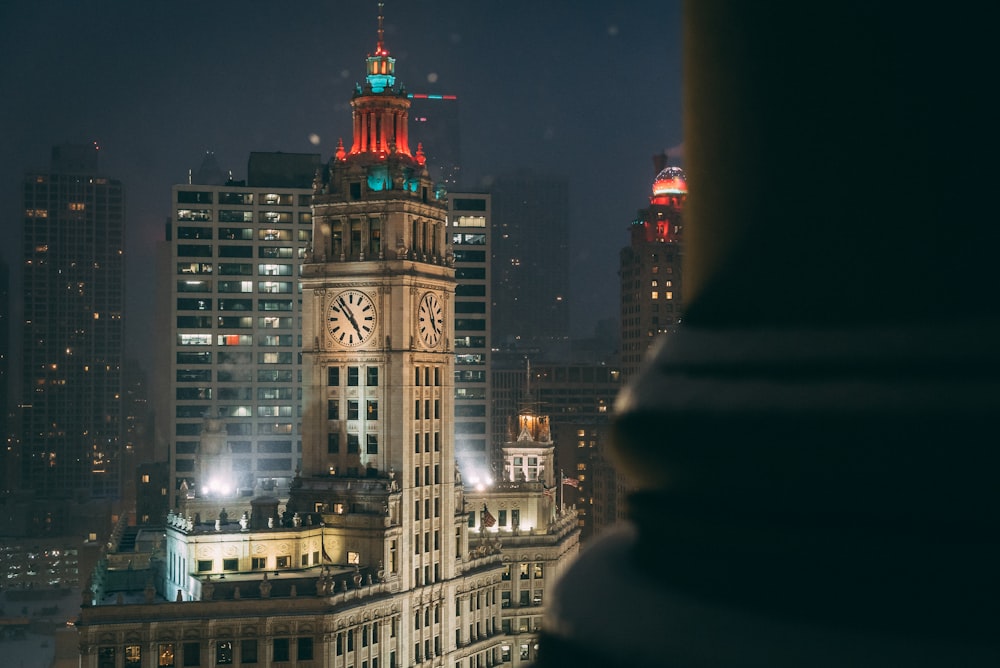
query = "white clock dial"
(327, 290, 377, 347)
(417, 292, 444, 348)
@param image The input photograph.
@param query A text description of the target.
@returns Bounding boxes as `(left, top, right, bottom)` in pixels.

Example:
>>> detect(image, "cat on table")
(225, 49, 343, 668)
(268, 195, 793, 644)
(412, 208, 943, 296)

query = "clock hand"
(339, 297, 363, 337)
(424, 299, 440, 335)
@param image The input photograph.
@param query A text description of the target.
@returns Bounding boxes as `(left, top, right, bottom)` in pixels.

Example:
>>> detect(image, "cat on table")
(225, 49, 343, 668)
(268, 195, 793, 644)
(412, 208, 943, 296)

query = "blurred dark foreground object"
(538, 2, 999, 665)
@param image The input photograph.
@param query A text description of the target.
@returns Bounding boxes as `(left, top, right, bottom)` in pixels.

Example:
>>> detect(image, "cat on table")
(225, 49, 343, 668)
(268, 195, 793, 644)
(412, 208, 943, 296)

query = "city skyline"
(70, 18, 583, 666)
(0, 0, 683, 372)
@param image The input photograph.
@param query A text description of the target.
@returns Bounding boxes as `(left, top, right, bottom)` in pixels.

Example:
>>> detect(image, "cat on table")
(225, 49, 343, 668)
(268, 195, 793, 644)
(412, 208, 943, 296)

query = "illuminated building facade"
(449, 192, 493, 478)
(163, 152, 318, 505)
(78, 13, 578, 668)
(465, 400, 580, 666)
(19, 144, 125, 512)
(619, 158, 687, 380)
(492, 363, 622, 541)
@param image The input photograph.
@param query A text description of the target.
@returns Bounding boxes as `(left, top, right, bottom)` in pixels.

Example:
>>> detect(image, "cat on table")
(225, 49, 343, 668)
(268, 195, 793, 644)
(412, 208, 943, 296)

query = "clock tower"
(298, 5, 457, 591)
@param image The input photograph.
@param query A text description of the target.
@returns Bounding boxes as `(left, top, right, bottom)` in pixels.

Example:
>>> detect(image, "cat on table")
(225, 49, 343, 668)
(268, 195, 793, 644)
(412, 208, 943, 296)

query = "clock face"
(327, 290, 377, 347)
(417, 292, 444, 348)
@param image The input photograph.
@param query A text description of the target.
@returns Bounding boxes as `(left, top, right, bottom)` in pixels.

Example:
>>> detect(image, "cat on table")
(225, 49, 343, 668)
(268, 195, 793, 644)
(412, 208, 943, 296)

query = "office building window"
(158, 644, 175, 667)
(240, 639, 257, 664)
(124, 645, 142, 668)
(182, 642, 199, 667)
(215, 641, 233, 665)
(273, 639, 289, 662)
(297, 638, 314, 661)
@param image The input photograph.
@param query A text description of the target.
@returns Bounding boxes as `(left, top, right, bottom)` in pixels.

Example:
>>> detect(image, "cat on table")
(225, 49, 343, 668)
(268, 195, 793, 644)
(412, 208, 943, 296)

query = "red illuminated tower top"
(345, 1, 414, 160)
(620, 155, 687, 379)
(631, 162, 686, 245)
(310, 0, 446, 267)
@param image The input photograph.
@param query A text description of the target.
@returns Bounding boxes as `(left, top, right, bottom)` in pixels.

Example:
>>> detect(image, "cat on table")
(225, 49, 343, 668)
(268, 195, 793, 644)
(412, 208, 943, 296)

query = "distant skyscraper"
(20, 143, 126, 507)
(161, 151, 318, 505)
(409, 94, 462, 187)
(490, 172, 570, 352)
(619, 156, 687, 380)
(449, 192, 492, 476)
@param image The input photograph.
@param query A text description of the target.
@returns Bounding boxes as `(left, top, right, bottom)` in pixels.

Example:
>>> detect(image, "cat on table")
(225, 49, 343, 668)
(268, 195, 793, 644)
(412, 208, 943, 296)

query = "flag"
(561, 477, 579, 488)
(322, 542, 333, 563)
(481, 505, 496, 528)
(542, 487, 555, 499)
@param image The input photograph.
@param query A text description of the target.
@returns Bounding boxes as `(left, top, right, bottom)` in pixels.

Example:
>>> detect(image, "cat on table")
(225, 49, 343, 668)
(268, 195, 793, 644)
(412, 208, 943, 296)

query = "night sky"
(0, 0, 682, 369)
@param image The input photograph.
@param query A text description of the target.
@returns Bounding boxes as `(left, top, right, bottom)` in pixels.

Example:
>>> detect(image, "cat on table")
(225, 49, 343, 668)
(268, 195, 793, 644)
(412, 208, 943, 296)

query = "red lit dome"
(652, 166, 687, 196)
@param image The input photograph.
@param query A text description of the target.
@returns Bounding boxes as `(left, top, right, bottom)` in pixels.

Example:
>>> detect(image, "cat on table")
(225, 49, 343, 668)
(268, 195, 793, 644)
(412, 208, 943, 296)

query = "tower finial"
(376, 2, 386, 55)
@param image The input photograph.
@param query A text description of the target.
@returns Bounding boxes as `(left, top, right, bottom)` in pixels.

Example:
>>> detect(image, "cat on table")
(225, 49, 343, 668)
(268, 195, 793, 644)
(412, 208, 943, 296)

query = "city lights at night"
(2, 2, 998, 667)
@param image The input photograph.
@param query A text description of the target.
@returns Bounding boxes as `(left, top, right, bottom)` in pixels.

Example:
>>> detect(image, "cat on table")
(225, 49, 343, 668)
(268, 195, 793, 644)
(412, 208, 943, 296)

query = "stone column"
(540, 3, 999, 666)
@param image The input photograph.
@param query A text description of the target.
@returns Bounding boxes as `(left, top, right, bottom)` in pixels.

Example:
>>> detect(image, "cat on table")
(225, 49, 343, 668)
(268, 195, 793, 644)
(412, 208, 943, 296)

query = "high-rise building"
(490, 173, 570, 352)
(409, 93, 462, 188)
(19, 144, 125, 514)
(619, 158, 687, 380)
(449, 192, 492, 478)
(161, 152, 318, 506)
(77, 13, 577, 668)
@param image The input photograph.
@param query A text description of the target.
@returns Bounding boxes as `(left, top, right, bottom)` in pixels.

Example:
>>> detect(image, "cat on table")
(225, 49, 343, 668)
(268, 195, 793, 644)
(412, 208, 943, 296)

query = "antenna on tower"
(376, 1, 386, 54)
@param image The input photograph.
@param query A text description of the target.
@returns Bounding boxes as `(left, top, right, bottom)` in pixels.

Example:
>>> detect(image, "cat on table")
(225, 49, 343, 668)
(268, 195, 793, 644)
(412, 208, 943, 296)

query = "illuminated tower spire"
(376, 1, 386, 55)
(344, 1, 413, 158)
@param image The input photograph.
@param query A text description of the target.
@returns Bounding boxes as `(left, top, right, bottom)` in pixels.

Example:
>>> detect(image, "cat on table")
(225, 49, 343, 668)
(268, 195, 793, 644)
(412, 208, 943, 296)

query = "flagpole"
(559, 468, 564, 513)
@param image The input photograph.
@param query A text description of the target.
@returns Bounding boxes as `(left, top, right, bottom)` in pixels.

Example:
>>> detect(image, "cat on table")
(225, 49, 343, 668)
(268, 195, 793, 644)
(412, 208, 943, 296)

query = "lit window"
(124, 645, 141, 667)
(158, 644, 174, 667)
